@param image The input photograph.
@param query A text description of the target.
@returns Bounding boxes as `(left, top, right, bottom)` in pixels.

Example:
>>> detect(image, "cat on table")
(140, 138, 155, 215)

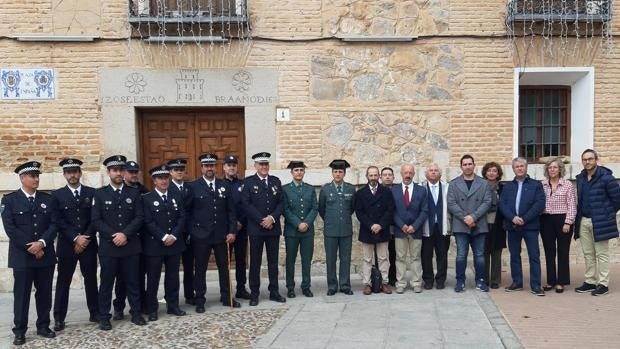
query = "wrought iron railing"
(507, 0, 612, 22)
(128, 0, 248, 24)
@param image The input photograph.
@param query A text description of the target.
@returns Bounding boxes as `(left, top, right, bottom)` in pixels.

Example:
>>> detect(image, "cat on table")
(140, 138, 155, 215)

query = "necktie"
(337, 185, 342, 194)
(28, 196, 35, 209)
(162, 194, 167, 203)
(74, 189, 80, 203)
(262, 179, 268, 188)
(179, 185, 183, 191)
(431, 185, 438, 204)
(115, 188, 121, 195)
(209, 182, 214, 192)
(371, 186, 377, 195)
(404, 185, 410, 207)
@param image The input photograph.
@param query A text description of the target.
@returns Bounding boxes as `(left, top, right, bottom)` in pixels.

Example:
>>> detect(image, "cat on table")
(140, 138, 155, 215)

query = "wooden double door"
(139, 108, 246, 189)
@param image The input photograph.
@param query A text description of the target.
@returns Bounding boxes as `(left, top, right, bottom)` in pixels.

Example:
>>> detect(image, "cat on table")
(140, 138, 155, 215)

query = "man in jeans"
(574, 149, 620, 296)
(447, 155, 492, 293)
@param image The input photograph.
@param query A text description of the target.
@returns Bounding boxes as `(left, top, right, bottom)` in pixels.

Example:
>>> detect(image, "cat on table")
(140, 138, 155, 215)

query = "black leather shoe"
(185, 298, 196, 305)
(302, 288, 314, 297)
(341, 289, 354, 295)
(195, 305, 206, 313)
(36, 327, 56, 338)
(53, 320, 65, 331)
(99, 320, 112, 331)
(235, 289, 251, 300)
(131, 316, 147, 326)
(13, 334, 25, 346)
(287, 289, 296, 298)
(113, 310, 124, 320)
(249, 298, 259, 306)
(436, 282, 446, 290)
(167, 308, 187, 316)
(423, 282, 433, 290)
(326, 290, 336, 296)
(490, 283, 500, 289)
(148, 313, 158, 321)
(89, 314, 98, 323)
(222, 299, 241, 308)
(269, 293, 286, 303)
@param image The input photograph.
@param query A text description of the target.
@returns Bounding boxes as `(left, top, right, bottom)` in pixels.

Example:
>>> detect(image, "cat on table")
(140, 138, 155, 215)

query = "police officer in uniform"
(223, 155, 252, 300)
(282, 161, 318, 298)
(1, 161, 57, 345)
(142, 165, 187, 321)
(241, 152, 286, 306)
(114, 160, 149, 318)
(187, 154, 240, 312)
(52, 158, 98, 332)
(167, 158, 195, 305)
(319, 160, 356, 296)
(92, 155, 146, 330)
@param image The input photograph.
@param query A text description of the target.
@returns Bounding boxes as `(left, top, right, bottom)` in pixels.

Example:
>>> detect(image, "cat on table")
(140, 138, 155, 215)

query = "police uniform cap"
(167, 158, 187, 169)
(223, 155, 238, 164)
(125, 161, 140, 172)
(328, 159, 351, 170)
(199, 153, 218, 165)
(287, 161, 306, 169)
(15, 161, 42, 175)
(252, 152, 271, 163)
(149, 164, 170, 177)
(103, 155, 127, 169)
(59, 158, 83, 172)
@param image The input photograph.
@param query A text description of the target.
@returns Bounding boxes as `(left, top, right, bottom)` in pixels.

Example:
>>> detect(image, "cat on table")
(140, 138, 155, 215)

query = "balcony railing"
(507, 0, 612, 22)
(128, 0, 248, 25)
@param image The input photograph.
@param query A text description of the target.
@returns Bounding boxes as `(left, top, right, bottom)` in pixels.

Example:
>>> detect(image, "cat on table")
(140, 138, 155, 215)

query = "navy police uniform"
(186, 154, 238, 309)
(240, 152, 285, 304)
(91, 155, 144, 328)
(52, 158, 99, 330)
(1, 161, 58, 344)
(142, 165, 187, 319)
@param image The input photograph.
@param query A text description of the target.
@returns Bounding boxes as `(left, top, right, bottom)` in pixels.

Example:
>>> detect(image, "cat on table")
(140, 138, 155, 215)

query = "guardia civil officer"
(92, 155, 145, 330)
(241, 152, 286, 306)
(52, 158, 98, 332)
(1, 161, 58, 345)
(142, 165, 187, 321)
(167, 158, 195, 305)
(187, 153, 240, 312)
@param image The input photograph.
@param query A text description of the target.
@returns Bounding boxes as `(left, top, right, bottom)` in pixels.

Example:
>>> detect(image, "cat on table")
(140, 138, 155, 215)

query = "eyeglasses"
(582, 157, 596, 162)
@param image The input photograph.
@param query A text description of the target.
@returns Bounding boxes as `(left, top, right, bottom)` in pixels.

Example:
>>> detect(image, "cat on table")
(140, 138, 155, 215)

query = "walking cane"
(227, 242, 233, 309)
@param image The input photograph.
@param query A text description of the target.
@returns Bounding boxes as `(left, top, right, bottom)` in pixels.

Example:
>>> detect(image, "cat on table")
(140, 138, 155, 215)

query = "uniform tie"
(28, 196, 35, 209)
(337, 185, 342, 194)
(371, 186, 377, 195)
(262, 178, 268, 188)
(162, 194, 167, 203)
(179, 185, 183, 191)
(404, 185, 410, 207)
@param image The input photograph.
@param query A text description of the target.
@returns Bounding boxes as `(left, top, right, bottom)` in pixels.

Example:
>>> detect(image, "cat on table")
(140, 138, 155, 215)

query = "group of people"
(2, 149, 619, 346)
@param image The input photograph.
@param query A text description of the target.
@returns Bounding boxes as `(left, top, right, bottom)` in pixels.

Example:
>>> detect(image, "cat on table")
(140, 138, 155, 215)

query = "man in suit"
(391, 163, 428, 294)
(420, 163, 451, 290)
(167, 158, 195, 305)
(241, 152, 286, 306)
(499, 157, 546, 296)
(1, 161, 58, 345)
(92, 155, 146, 330)
(282, 161, 319, 298)
(319, 159, 356, 296)
(355, 166, 395, 295)
(223, 155, 252, 300)
(114, 160, 149, 319)
(187, 153, 240, 312)
(142, 165, 187, 321)
(52, 158, 98, 332)
(447, 155, 492, 293)
(380, 166, 397, 287)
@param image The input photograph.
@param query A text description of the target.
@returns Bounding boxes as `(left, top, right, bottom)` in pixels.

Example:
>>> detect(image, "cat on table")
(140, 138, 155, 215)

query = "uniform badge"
(153, 201, 160, 207)
(84, 197, 90, 203)
(238, 184, 244, 192)
(126, 198, 132, 204)
(40, 203, 47, 209)
(172, 198, 178, 208)
(92, 199, 96, 206)
(220, 187, 225, 192)
(271, 186, 278, 195)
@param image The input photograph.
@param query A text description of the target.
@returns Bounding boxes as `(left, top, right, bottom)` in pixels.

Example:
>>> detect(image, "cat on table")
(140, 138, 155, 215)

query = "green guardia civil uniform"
(318, 181, 356, 293)
(282, 180, 319, 291)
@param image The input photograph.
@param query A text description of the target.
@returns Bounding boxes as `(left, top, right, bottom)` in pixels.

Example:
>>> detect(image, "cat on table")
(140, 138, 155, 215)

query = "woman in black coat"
(482, 162, 507, 289)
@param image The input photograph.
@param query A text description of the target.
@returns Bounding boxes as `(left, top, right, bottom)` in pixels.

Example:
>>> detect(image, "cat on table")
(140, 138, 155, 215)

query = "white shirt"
(401, 183, 413, 202)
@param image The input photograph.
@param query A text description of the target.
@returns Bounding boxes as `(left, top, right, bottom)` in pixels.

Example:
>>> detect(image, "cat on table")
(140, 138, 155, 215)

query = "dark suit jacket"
(391, 183, 428, 239)
(354, 185, 395, 243)
(227, 177, 248, 230)
(142, 190, 186, 256)
(1, 190, 58, 268)
(186, 178, 236, 243)
(91, 185, 144, 257)
(52, 185, 97, 257)
(240, 174, 283, 237)
(499, 175, 545, 231)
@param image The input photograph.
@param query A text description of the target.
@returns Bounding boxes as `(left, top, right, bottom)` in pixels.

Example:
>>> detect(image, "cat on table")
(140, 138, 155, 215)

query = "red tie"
(404, 185, 410, 207)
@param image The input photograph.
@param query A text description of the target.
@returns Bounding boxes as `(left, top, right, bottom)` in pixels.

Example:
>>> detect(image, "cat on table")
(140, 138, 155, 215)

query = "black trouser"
(388, 234, 397, 285)
(192, 239, 231, 306)
(53, 249, 98, 321)
(145, 254, 181, 314)
(232, 229, 248, 291)
(182, 236, 194, 301)
(421, 228, 450, 286)
(540, 214, 571, 286)
(249, 234, 280, 297)
(99, 254, 141, 321)
(12, 266, 54, 336)
(113, 254, 146, 312)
